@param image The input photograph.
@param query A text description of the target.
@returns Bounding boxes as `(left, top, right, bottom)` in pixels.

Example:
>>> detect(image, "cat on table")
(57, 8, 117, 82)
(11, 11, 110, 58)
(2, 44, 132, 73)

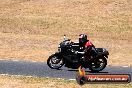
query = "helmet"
(79, 34, 87, 46)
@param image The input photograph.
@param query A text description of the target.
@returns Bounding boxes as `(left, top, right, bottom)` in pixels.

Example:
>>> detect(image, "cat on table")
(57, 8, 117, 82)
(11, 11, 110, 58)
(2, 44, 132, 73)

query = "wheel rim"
(91, 58, 106, 71)
(49, 56, 63, 69)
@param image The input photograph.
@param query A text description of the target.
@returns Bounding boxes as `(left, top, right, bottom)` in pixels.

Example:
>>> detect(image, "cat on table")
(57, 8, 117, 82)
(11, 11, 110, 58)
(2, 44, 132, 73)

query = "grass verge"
(0, 75, 131, 88)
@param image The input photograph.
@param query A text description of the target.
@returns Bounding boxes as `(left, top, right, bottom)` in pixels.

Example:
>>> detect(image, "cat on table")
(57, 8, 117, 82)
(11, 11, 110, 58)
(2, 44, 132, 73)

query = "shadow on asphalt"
(67, 69, 109, 73)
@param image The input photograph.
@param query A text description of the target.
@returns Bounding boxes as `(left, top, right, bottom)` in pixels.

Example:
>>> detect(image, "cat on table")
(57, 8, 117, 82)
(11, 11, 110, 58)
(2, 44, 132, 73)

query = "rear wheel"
(47, 54, 64, 69)
(89, 57, 107, 72)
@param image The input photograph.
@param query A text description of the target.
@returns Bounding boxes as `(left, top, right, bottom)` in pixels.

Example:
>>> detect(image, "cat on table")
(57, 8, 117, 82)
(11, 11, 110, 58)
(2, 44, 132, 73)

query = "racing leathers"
(76, 40, 96, 61)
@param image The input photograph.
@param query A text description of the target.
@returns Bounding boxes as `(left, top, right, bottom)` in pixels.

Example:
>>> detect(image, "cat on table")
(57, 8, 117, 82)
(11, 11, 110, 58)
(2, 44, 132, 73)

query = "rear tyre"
(47, 54, 64, 69)
(89, 57, 107, 72)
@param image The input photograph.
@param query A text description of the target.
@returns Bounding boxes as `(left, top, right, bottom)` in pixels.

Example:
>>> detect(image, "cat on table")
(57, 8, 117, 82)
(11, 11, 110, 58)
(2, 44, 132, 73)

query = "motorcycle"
(47, 35, 109, 72)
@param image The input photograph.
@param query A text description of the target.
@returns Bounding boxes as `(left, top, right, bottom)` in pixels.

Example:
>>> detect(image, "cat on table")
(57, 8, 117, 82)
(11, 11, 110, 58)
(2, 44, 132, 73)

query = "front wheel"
(89, 57, 107, 72)
(47, 54, 64, 69)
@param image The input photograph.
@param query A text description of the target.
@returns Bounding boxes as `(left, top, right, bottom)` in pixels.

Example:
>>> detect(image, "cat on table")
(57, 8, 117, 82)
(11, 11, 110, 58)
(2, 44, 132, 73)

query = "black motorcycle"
(47, 35, 109, 72)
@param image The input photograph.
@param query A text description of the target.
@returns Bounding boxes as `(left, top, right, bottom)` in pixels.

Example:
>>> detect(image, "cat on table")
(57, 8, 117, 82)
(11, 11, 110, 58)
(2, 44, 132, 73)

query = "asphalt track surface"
(0, 60, 131, 81)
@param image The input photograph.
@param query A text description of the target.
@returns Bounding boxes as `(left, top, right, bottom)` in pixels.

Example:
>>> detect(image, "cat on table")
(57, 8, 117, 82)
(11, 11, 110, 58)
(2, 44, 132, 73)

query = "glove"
(78, 52, 85, 54)
(75, 51, 85, 55)
(74, 51, 78, 54)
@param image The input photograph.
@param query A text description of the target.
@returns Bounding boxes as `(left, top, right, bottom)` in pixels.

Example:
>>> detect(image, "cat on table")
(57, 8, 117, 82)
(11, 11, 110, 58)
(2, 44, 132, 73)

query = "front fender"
(105, 55, 108, 58)
(53, 52, 63, 59)
(97, 55, 108, 59)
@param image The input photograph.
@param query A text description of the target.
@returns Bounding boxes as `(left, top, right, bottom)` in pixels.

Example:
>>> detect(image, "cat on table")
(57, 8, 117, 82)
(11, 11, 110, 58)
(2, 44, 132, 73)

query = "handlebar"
(63, 35, 71, 41)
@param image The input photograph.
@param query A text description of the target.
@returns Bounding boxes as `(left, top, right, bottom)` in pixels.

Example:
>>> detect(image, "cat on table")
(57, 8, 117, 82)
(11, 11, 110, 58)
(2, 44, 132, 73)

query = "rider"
(76, 34, 97, 61)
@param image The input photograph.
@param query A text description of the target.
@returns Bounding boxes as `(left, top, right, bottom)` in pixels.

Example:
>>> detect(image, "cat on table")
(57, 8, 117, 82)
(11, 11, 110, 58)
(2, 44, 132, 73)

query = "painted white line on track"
(0, 74, 9, 76)
(46, 77, 50, 78)
(122, 66, 129, 67)
(12, 60, 19, 62)
(69, 79, 76, 81)
(57, 78, 65, 80)
(32, 61, 37, 63)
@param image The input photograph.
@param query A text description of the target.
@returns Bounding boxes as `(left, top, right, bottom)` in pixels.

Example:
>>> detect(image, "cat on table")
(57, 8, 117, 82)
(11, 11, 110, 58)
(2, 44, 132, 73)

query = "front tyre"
(47, 54, 64, 69)
(89, 57, 107, 72)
